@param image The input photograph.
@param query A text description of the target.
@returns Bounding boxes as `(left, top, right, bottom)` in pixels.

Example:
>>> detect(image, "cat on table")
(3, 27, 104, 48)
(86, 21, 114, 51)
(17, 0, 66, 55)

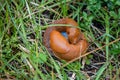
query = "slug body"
(43, 18, 88, 61)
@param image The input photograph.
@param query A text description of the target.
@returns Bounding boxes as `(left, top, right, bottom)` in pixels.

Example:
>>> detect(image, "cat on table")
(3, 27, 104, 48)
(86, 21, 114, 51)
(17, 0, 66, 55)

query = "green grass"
(0, 0, 120, 80)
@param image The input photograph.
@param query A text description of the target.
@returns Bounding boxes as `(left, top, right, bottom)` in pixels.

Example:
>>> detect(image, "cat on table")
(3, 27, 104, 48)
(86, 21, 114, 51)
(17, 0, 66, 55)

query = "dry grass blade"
(61, 38, 120, 68)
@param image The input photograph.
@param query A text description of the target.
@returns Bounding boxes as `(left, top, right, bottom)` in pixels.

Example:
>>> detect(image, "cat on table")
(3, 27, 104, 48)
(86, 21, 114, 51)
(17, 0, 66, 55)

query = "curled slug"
(43, 18, 88, 61)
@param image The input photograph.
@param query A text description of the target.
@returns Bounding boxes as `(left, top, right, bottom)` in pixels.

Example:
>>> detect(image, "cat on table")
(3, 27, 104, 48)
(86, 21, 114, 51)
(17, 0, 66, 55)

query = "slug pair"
(43, 18, 88, 61)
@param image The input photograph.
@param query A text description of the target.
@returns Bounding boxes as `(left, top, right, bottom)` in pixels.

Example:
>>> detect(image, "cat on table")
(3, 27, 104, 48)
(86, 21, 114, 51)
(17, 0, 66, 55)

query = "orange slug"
(43, 18, 88, 61)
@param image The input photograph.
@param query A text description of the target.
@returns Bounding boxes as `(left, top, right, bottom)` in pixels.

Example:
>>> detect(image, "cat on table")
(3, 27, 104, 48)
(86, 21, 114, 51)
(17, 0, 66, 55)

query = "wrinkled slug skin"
(43, 18, 88, 61)
(50, 30, 70, 54)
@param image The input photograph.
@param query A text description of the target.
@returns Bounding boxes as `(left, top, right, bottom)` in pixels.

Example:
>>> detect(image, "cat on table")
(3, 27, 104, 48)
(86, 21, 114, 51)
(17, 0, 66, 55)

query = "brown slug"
(43, 18, 88, 61)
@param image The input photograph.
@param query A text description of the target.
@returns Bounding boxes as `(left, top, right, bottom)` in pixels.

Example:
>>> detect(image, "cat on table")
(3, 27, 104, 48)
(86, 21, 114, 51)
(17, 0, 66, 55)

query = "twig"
(61, 38, 120, 68)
